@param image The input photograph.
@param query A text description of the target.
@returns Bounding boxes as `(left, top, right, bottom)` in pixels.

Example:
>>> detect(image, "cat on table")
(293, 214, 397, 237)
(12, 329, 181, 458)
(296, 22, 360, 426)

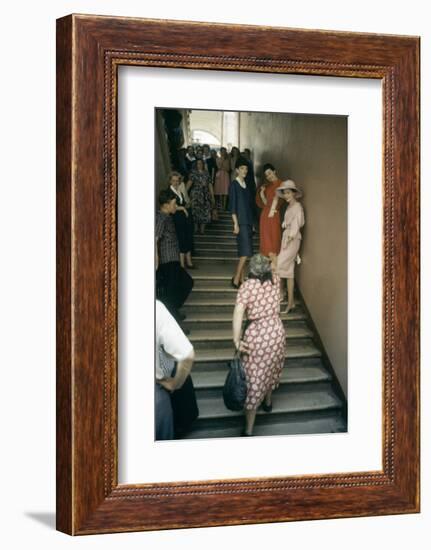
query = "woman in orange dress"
(255, 163, 282, 266)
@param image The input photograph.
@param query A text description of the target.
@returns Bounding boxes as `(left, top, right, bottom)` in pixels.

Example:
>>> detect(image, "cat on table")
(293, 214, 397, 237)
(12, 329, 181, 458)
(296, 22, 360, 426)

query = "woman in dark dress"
(229, 157, 254, 288)
(206, 149, 218, 185)
(169, 171, 195, 269)
(229, 146, 240, 177)
(185, 145, 196, 173)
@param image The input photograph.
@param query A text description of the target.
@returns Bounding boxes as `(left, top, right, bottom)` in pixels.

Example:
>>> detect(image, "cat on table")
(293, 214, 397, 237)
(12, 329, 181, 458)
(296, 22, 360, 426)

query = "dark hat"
(235, 156, 249, 169)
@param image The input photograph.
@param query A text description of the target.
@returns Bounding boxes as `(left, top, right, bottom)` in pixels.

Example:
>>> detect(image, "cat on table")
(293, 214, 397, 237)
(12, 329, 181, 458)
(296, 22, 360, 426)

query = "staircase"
(181, 210, 347, 439)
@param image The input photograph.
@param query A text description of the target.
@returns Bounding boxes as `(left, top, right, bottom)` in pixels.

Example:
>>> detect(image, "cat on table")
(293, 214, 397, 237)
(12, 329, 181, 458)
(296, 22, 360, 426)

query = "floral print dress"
(189, 169, 212, 224)
(236, 275, 286, 410)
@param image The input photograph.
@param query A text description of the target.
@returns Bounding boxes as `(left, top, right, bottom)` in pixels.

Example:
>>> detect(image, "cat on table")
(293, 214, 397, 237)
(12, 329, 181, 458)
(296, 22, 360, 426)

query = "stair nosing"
(183, 313, 307, 322)
(189, 329, 313, 342)
(194, 347, 322, 363)
(193, 369, 333, 390)
(195, 394, 342, 420)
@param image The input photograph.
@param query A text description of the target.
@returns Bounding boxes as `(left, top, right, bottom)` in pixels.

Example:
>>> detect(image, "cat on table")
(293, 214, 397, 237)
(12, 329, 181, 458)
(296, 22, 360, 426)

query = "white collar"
(236, 177, 246, 189)
(170, 185, 182, 198)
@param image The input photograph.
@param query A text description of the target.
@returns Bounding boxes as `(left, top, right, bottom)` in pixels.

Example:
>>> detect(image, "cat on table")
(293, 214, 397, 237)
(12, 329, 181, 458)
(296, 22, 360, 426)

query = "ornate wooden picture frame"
(56, 14, 420, 535)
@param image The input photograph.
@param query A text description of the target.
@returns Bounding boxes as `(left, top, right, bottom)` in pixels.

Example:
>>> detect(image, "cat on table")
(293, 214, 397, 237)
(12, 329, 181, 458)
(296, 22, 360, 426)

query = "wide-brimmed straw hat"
(276, 179, 303, 199)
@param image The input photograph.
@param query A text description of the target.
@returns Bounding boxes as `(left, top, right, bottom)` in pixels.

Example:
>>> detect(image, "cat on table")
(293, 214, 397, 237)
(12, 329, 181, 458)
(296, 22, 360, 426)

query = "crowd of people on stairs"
(155, 144, 305, 438)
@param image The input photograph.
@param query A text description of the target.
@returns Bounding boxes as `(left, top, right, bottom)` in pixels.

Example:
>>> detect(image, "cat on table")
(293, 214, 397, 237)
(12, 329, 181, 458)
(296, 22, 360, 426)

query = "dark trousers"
(155, 383, 174, 440)
(173, 210, 194, 253)
(170, 365, 199, 438)
(156, 261, 193, 321)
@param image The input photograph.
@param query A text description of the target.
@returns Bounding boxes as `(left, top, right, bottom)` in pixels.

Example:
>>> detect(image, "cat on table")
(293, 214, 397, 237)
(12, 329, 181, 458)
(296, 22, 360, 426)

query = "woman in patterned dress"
(233, 254, 286, 436)
(186, 158, 215, 234)
(276, 180, 305, 314)
(185, 145, 196, 173)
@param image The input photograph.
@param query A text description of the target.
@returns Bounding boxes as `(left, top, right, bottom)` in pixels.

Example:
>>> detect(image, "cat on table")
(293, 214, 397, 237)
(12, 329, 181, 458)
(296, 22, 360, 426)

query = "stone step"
(182, 411, 347, 439)
(181, 306, 304, 321)
(211, 212, 232, 218)
(194, 236, 238, 250)
(188, 288, 295, 303)
(188, 286, 238, 296)
(193, 387, 342, 421)
(207, 218, 235, 225)
(205, 226, 258, 235)
(204, 223, 238, 230)
(183, 304, 301, 316)
(195, 356, 324, 371)
(190, 248, 257, 258)
(188, 325, 313, 352)
(182, 310, 307, 330)
(192, 335, 312, 352)
(183, 303, 237, 314)
(188, 322, 311, 345)
(186, 293, 297, 306)
(190, 256, 240, 263)
(194, 239, 237, 246)
(192, 364, 331, 390)
(189, 288, 295, 299)
(204, 227, 256, 236)
(194, 248, 237, 258)
(192, 278, 264, 290)
(194, 342, 321, 363)
(188, 263, 243, 278)
(194, 234, 259, 243)
(208, 216, 253, 223)
(197, 380, 333, 400)
(210, 215, 258, 222)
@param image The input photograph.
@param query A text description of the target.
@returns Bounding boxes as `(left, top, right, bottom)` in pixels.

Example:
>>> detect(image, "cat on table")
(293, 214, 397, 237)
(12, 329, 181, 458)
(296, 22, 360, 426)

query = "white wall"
(0, 1, 428, 549)
(240, 112, 348, 394)
(286, 115, 348, 395)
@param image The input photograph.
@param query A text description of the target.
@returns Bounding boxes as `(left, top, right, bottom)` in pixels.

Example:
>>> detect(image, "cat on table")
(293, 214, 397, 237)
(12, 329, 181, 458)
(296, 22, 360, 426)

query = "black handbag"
(223, 351, 247, 411)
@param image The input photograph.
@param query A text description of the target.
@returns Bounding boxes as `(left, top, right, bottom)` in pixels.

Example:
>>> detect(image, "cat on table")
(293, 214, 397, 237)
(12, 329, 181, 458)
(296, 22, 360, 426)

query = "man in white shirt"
(155, 300, 195, 439)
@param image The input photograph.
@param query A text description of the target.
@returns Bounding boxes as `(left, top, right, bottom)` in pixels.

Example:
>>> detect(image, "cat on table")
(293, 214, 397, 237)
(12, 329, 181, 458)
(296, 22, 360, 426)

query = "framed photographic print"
(56, 14, 420, 534)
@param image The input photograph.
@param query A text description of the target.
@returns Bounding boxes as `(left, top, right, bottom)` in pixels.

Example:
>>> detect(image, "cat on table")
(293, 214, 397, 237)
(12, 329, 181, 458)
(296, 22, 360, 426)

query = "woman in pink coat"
(213, 147, 230, 210)
(276, 180, 305, 314)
